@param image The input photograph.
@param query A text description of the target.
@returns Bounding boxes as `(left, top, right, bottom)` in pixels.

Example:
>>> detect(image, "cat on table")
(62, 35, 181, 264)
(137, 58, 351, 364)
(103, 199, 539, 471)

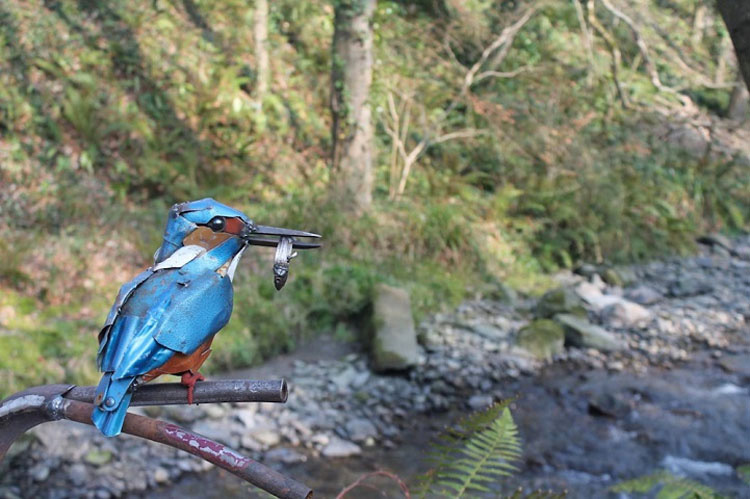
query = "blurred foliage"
(611, 470, 724, 498)
(1, 0, 749, 395)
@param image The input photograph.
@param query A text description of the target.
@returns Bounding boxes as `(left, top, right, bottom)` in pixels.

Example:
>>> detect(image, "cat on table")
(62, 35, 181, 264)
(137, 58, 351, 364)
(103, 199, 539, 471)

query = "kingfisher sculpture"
(92, 198, 320, 437)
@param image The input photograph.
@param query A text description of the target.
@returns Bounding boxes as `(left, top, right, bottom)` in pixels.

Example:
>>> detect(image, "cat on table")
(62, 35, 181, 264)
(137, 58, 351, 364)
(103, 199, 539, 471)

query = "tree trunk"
(330, 0, 376, 213)
(728, 76, 749, 120)
(254, 0, 270, 102)
(717, 0, 750, 94)
(691, 2, 706, 46)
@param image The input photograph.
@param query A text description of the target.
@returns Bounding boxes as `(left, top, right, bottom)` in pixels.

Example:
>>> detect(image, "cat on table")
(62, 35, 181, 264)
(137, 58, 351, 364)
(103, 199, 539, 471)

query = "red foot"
(180, 371, 205, 404)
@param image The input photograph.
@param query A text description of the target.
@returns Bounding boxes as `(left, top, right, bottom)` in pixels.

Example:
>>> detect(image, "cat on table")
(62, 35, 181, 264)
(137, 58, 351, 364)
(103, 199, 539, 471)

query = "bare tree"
(380, 7, 537, 200)
(717, 0, 750, 93)
(331, 0, 376, 213)
(254, 0, 270, 103)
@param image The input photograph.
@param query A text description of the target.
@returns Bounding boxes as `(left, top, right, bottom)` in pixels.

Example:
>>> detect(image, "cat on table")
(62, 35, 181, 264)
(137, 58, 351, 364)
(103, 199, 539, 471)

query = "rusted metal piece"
(0, 382, 312, 499)
(66, 379, 288, 406)
(0, 384, 72, 460)
(273, 237, 298, 290)
(61, 399, 313, 499)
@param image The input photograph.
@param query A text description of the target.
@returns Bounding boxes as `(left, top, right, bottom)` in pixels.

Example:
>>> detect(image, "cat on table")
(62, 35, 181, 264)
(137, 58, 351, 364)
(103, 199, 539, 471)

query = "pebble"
(321, 437, 362, 458)
(153, 467, 170, 484)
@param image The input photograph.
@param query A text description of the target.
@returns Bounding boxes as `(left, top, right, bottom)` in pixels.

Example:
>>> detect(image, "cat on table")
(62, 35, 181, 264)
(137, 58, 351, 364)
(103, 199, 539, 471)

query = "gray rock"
(697, 233, 733, 251)
(467, 323, 509, 341)
(536, 287, 587, 319)
(264, 447, 307, 464)
(29, 463, 50, 482)
(321, 437, 361, 458)
(344, 418, 378, 443)
(574, 263, 599, 278)
(576, 282, 622, 311)
(372, 284, 419, 371)
(68, 464, 88, 487)
(467, 394, 494, 411)
(555, 314, 625, 351)
(331, 366, 359, 389)
(625, 285, 662, 305)
(251, 429, 282, 448)
(588, 392, 630, 418)
(668, 276, 713, 297)
(661, 455, 734, 477)
(516, 319, 565, 360)
(601, 300, 652, 328)
(735, 244, 750, 261)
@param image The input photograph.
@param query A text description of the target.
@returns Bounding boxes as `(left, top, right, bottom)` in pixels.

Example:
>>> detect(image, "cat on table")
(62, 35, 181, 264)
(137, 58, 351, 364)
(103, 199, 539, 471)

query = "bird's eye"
(207, 216, 225, 232)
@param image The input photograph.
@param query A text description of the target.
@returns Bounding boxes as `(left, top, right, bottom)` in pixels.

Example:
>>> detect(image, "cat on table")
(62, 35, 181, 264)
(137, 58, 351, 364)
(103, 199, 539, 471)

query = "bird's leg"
(180, 370, 205, 404)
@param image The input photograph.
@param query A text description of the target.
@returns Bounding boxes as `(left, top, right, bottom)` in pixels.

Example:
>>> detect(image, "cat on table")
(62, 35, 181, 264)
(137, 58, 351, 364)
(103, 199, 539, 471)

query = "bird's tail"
(91, 372, 134, 437)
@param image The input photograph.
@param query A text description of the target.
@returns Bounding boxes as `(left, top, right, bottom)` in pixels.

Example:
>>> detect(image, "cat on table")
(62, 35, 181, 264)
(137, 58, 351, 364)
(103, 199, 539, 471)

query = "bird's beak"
(239, 222, 321, 250)
(239, 221, 321, 290)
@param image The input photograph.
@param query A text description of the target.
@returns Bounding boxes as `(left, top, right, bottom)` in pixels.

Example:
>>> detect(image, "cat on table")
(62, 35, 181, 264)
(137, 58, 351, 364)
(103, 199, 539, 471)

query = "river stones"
(371, 283, 419, 371)
(601, 301, 653, 328)
(516, 319, 565, 360)
(321, 437, 361, 458)
(555, 313, 625, 351)
(668, 276, 714, 297)
(625, 284, 662, 305)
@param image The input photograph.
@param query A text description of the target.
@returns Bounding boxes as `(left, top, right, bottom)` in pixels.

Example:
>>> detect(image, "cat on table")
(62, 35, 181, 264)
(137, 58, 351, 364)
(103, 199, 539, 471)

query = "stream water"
(153, 349, 750, 498)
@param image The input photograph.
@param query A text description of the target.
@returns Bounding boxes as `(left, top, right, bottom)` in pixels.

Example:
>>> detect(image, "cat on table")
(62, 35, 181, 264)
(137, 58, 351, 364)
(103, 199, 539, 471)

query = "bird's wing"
(96, 245, 207, 369)
(99, 268, 233, 380)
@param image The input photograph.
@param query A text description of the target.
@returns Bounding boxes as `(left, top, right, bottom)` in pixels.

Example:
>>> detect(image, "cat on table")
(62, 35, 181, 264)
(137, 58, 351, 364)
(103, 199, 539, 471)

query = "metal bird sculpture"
(92, 198, 320, 437)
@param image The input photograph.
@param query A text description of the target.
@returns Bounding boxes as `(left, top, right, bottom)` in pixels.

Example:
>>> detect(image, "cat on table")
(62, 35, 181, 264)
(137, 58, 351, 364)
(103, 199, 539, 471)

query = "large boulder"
(371, 283, 419, 371)
(575, 281, 622, 311)
(516, 319, 565, 360)
(535, 287, 587, 319)
(601, 301, 653, 328)
(555, 313, 625, 351)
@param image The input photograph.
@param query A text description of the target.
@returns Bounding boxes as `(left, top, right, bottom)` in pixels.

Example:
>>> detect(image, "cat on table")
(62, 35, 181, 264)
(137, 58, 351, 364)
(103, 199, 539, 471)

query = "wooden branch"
(599, 0, 691, 106)
(474, 65, 534, 84)
(573, 0, 596, 83)
(460, 7, 538, 95)
(587, 0, 629, 108)
(432, 129, 488, 145)
(336, 470, 410, 499)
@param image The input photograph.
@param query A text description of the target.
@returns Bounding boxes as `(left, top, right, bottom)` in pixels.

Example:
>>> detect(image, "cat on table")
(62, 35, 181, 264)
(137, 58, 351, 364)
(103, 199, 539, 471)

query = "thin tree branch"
(336, 470, 410, 499)
(587, 0, 629, 108)
(573, 0, 596, 83)
(474, 65, 535, 83)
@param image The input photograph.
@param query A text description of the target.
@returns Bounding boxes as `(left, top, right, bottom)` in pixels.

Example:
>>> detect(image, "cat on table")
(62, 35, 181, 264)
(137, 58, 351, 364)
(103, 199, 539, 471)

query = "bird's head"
(155, 198, 320, 289)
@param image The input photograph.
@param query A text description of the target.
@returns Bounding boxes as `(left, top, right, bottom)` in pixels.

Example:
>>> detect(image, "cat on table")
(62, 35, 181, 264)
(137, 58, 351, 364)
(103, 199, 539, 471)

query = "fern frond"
(414, 400, 521, 498)
(433, 406, 522, 498)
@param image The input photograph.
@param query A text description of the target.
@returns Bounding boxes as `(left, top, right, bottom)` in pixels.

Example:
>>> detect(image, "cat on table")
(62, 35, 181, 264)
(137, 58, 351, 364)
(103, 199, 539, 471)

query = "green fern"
(611, 470, 724, 499)
(416, 401, 522, 498)
(738, 464, 750, 486)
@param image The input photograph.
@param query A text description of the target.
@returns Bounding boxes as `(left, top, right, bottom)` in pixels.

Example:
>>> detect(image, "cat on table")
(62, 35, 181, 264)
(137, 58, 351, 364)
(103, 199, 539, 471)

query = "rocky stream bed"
(2, 234, 750, 498)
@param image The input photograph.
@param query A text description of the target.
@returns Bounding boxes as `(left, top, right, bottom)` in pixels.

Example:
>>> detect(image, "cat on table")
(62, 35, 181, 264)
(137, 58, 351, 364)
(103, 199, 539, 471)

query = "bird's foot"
(180, 371, 205, 404)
